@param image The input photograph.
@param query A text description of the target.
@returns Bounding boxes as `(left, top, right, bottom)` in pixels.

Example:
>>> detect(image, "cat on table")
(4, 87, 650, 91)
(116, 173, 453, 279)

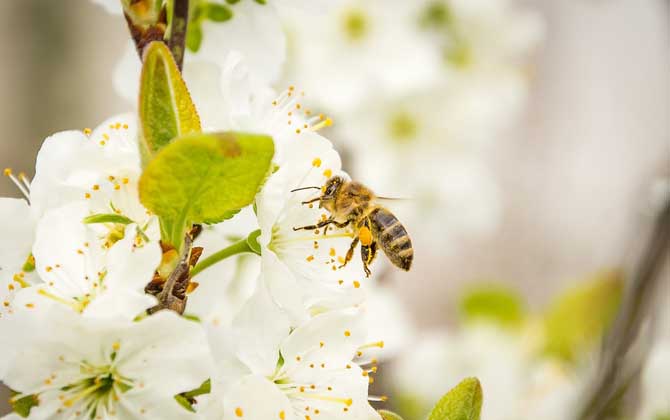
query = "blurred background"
(0, 0, 668, 418)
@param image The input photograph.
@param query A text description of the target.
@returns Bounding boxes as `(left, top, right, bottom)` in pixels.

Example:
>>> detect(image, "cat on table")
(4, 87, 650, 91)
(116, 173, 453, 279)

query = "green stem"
(190, 238, 255, 278)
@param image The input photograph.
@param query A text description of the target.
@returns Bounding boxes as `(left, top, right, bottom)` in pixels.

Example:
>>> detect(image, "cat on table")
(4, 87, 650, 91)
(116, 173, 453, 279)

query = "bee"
(292, 176, 413, 277)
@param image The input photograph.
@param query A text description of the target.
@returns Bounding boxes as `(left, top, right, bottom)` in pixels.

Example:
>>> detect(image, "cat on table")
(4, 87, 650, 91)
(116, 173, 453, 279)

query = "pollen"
(235, 407, 244, 417)
(353, 281, 360, 288)
(122, 177, 129, 184)
(279, 411, 285, 420)
(85, 193, 91, 199)
(3, 168, 12, 176)
(103, 134, 110, 140)
(323, 169, 332, 178)
(344, 330, 351, 337)
(358, 226, 372, 246)
(329, 248, 336, 256)
(122, 124, 129, 129)
(92, 184, 100, 191)
(83, 128, 92, 135)
(112, 341, 120, 351)
(312, 158, 322, 167)
(306, 255, 315, 262)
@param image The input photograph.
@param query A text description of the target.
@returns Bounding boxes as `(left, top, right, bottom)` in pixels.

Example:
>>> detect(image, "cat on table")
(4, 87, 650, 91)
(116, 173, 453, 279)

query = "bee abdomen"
(370, 208, 413, 271)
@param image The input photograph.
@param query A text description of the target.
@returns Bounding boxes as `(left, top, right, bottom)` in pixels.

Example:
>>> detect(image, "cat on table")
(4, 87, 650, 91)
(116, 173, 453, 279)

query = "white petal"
(223, 375, 294, 420)
(228, 279, 291, 376)
(281, 308, 366, 372)
(195, 1, 285, 84)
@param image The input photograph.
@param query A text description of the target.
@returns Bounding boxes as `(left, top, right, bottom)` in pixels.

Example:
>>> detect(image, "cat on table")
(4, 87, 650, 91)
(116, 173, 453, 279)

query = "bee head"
(322, 176, 344, 198)
(317, 176, 344, 210)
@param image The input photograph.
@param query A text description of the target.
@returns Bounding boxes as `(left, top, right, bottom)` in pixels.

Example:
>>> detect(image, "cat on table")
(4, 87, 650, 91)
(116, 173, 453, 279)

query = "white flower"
(186, 207, 261, 328)
(283, 0, 442, 112)
(0, 198, 37, 317)
(29, 114, 156, 242)
(391, 326, 584, 420)
(416, 0, 544, 75)
(256, 129, 369, 323)
(205, 282, 381, 420)
(0, 306, 212, 419)
(14, 202, 160, 319)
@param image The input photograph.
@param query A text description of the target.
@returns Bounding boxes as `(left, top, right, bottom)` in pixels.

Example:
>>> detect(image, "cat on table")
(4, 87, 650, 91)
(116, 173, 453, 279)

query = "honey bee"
(292, 176, 413, 277)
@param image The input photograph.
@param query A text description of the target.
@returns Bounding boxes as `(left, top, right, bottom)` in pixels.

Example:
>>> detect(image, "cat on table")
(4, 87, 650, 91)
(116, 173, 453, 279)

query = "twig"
(167, 0, 190, 70)
(577, 197, 670, 420)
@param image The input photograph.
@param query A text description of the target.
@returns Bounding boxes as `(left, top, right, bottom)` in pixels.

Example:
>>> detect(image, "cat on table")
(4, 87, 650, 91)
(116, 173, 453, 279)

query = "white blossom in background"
(0, 306, 212, 420)
(282, 0, 441, 112)
(204, 282, 381, 420)
(391, 325, 585, 420)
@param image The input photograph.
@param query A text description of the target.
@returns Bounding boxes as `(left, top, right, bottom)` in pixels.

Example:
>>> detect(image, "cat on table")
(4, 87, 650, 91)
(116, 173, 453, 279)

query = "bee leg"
(360, 241, 378, 278)
(293, 217, 335, 232)
(338, 237, 359, 269)
(324, 219, 352, 236)
(300, 197, 321, 205)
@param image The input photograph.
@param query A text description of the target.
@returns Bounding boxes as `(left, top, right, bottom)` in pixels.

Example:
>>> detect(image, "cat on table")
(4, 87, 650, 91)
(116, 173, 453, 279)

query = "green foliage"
(10, 393, 39, 418)
(378, 410, 405, 420)
(203, 3, 233, 22)
(428, 378, 483, 420)
(655, 412, 670, 420)
(83, 213, 134, 225)
(186, 2, 234, 53)
(139, 132, 274, 249)
(459, 283, 526, 329)
(139, 41, 201, 163)
(542, 270, 623, 363)
(174, 379, 211, 412)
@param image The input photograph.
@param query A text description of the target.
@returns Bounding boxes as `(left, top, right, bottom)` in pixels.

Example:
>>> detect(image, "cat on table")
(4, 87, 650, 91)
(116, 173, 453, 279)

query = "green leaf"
(139, 132, 274, 249)
(459, 283, 526, 329)
(655, 412, 670, 420)
(139, 41, 201, 163)
(186, 20, 203, 52)
(542, 269, 624, 363)
(203, 3, 233, 22)
(174, 379, 211, 413)
(428, 377, 483, 420)
(182, 379, 211, 399)
(83, 213, 134, 225)
(246, 229, 262, 255)
(378, 410, 405, 420)
(174, 394, 196, 412)
(10, 393, 39, 418)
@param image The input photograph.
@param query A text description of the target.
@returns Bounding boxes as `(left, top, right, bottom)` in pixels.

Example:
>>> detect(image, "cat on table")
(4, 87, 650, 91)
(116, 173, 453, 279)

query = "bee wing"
(375, 196, 411, 202)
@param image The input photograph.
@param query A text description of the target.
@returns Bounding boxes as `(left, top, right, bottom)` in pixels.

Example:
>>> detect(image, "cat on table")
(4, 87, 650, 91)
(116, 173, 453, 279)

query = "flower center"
(388, 111, 419, 143)
(341, 9, 368, 41)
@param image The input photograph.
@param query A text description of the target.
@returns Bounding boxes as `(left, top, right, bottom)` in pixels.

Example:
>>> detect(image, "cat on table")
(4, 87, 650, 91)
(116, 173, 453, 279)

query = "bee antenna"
(290, 186, 321, 192)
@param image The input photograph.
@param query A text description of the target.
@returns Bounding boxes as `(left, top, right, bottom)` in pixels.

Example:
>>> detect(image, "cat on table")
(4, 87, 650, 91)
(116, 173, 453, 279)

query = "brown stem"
(122, 1, 168, 58)
(577, 197, 670, 420)
(147, 227, 203, 315)
(167, 0, 190, 70)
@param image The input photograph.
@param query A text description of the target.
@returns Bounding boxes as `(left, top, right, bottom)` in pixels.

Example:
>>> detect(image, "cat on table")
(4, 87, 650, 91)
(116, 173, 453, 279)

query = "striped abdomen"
(369, 207, 413, 271)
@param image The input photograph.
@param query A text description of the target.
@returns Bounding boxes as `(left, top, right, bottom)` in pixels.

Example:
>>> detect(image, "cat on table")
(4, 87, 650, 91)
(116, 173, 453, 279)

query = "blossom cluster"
(0, 0, 547, 418)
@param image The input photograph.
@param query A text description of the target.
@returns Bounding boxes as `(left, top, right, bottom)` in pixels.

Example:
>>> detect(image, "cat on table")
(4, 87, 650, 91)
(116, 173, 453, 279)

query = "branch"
(577, 197, 670, 420)
(167, 0, 190, 70)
